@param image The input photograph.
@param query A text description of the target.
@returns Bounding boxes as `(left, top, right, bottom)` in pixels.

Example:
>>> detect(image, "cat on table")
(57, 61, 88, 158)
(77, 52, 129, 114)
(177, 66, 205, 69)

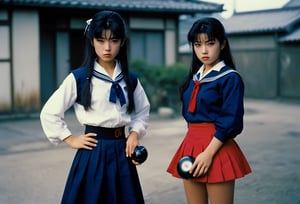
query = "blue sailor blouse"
(182, 61, 244, 143)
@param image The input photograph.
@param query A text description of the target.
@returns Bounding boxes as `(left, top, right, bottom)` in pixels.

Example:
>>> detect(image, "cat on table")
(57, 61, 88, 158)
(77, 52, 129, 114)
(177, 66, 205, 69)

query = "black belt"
(85, 125, 125, 139)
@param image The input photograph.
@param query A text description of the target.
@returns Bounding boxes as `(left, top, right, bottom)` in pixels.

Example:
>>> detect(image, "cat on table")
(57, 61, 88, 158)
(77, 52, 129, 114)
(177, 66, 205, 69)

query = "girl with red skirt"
(167, 17, 251, 204)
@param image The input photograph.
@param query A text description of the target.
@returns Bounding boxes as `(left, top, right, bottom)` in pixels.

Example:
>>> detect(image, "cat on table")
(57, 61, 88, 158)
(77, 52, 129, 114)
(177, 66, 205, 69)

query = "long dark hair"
(179, 17, 235, 100)
(81, 10, 135, 113)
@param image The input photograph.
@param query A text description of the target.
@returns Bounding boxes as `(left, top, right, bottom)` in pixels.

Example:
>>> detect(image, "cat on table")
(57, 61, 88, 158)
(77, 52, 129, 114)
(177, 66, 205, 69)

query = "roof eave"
(1, 1, 223, 15)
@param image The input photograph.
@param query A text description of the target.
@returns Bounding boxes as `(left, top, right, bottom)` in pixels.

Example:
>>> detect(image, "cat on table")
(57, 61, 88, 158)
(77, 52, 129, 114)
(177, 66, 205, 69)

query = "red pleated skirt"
(167, 123, 251, 183)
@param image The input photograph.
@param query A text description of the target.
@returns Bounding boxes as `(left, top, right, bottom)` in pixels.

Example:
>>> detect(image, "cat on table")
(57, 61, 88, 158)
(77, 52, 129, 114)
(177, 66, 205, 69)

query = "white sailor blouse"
(40, 61, 150, 145)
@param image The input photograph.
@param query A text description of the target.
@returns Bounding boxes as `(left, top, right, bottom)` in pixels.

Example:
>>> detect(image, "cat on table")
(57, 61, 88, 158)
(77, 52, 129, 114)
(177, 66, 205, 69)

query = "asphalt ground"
(0, 99, 300, 204)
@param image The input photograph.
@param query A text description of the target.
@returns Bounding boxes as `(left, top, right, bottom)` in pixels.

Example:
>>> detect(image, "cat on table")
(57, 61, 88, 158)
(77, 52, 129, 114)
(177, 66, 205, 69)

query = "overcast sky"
(203, 0, 290, 18)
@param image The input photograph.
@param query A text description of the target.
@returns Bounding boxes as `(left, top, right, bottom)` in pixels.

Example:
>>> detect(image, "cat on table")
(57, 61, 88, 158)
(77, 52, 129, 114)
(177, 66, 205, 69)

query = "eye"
(194, 42, 201, 47)
(207, 41, 215, 46)
(96, 38, 105, 42)
(111, 38, 120, 43)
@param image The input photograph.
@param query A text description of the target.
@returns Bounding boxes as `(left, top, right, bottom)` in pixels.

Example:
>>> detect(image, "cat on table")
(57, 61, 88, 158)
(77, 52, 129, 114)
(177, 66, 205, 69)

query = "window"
(130, 31, 164, 66)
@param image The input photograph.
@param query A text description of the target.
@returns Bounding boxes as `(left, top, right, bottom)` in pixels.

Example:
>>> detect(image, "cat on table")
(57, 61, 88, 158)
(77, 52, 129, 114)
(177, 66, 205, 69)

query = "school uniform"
(40, 61, 150, 204)
(167, 61, 251, 183)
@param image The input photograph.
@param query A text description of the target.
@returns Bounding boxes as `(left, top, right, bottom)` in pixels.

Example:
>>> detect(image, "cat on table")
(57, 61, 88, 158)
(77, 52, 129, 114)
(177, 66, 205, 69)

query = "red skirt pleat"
(166, 123, 251, 183)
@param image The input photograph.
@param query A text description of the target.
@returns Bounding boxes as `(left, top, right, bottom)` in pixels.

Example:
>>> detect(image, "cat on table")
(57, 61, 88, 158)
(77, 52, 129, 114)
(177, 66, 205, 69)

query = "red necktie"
(187, 80, 203, 113)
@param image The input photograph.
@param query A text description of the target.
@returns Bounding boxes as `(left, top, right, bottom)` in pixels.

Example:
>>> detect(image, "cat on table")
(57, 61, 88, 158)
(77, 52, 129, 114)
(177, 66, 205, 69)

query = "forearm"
(190, 136, 224, 177)
(126, 131, 139, 157)
(63, 135, 74, 147)
(63, 133, 97, 150)
(204, 137, 223, 157)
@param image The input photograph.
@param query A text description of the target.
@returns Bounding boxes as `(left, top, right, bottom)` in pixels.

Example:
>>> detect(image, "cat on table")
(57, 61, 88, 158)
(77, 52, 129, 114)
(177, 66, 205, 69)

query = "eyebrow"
(98, 35, 119, 40)
(194, 39, 214, 43)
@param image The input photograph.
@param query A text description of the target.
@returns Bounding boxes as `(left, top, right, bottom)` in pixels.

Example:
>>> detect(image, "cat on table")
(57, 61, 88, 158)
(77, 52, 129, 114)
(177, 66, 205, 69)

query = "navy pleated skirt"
(61, 126, 145, 204)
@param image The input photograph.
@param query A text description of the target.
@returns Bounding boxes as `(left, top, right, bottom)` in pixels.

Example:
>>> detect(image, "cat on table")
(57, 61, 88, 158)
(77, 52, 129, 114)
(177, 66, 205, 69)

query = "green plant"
(130, 60, 188, 113)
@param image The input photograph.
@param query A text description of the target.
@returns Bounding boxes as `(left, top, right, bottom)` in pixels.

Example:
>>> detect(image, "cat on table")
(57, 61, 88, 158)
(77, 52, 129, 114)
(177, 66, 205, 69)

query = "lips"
(202, 57, 209, 61)
(103, 54, 111, 58)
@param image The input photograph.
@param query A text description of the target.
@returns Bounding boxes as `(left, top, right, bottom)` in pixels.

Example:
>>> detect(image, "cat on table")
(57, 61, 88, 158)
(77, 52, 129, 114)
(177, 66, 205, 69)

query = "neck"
(202, 66, 211, 75)
(99, 60, 116, 77)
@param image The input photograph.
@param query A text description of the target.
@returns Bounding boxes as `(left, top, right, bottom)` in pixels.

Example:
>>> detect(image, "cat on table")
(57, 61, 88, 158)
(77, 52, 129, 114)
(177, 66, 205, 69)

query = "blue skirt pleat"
(61, 138, 144, 204)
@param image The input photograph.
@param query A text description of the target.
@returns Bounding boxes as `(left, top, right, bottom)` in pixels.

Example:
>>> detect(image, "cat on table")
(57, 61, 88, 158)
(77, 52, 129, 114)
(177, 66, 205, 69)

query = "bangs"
(189, 23, 216, 43)
(187, 18, 226, 44)
(194, 32, 216, 43)
(93, 20, 124, 39)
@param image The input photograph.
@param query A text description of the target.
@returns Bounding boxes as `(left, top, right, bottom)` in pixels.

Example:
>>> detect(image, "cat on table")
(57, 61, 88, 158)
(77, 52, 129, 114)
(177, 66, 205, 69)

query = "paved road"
(0, 99, 300, 204)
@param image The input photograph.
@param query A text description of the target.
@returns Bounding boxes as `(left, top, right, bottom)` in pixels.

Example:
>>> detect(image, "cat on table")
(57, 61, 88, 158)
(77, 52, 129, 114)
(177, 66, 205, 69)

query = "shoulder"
(129, 70, 138, 79)
(71, 67, 87, 90)
(220, 66, 237, 74)
(72, 67, 87, 80)
(70, 67, 87, 103)
(128, 70, 139, 89)
(220, 66, 242, 79)
(219, 66, 244, 89)
(203, 66, 241, 83)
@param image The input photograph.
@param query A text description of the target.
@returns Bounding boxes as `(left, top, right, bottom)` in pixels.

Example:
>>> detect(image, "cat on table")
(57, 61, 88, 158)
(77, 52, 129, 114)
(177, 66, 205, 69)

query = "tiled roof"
(1, 0, 223, 14)
(279, 27, 300, 42)
(222, 7, 300, 34)
(179, 43, 192, 53)
(284, 0, 300, 8)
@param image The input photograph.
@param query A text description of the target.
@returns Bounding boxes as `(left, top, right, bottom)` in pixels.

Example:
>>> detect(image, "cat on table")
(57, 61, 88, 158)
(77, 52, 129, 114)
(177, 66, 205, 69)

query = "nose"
(104, 40, 111, 51)
(201, 45, 207, 53)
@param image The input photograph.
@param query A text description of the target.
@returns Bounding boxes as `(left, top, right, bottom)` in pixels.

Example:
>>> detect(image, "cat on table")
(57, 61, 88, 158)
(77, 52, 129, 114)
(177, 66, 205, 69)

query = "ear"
(121, 39, 125, 47)
(90, 39, 94, 47)
(221, 40, 226, 50)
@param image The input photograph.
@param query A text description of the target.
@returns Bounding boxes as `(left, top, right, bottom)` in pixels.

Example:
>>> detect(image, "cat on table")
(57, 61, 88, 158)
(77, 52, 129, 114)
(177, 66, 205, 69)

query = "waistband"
(85, 125, 125, 140)
(188, 122, 214, 128)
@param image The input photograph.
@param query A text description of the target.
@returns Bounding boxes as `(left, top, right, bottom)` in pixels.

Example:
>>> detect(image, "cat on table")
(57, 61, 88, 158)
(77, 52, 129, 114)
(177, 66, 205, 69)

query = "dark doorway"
(70, 30, 85, 69)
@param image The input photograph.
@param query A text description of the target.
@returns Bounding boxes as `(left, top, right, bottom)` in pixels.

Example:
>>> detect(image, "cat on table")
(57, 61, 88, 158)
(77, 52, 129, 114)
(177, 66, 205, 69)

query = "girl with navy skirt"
(40, 10, 150, 204)
(167, 17, 251, 204)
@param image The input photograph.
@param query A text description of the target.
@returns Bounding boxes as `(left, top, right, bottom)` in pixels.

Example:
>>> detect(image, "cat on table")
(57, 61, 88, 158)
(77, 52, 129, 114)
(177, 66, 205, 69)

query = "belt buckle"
(114, 128, 122, 138)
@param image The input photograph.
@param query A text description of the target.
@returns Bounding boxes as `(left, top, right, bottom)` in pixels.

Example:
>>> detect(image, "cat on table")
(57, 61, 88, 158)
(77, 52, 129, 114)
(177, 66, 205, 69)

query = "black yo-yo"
(131, 146, 148, 164)
(177, 156, 195, 179)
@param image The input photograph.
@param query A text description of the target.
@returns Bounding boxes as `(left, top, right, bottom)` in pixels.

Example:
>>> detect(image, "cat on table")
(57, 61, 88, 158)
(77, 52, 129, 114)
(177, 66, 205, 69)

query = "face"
(193, 33, 225, 70)
(92, 29, 123, 66)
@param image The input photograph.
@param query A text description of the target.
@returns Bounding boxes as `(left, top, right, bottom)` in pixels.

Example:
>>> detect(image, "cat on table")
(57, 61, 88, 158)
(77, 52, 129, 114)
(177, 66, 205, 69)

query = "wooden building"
(179, 1, 300, 99)
(0, 0, 222, 114)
